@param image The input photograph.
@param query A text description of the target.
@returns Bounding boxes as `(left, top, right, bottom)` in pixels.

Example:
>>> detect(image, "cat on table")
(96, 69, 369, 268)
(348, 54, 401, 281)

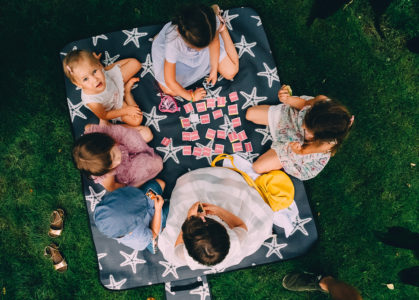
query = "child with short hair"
(246, 85, 354, 180)
(63, 49, 143, 127)
(152, 4, 239, 101)
(73, 123, 162, 191)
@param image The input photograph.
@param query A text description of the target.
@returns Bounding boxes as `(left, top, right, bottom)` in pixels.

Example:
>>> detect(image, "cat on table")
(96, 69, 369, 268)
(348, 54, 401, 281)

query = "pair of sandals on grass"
(44, 209, 67, 273)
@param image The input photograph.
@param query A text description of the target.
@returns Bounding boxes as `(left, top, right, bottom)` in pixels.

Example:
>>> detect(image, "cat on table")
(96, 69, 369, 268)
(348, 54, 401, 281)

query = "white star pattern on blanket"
(262, 235, 288, 259)
(194, 139, 215, 164)
(257, 62, 280, 88)
(205, 86, 223, 99)
(119, 250, 146, 274)
(218, 115, 235, 135)
(237, 151, 259, 162)
(143, 106, 167, 132)
(165, 282, 176, 295)
(203, 265, 226, 274)
(92, 34, 108, 46)
(222, 10, 239, 31)
(240, 87, 267, 110)
(67, 98, 87, 122)
(102, 51, 120, 66)
(255, 126, 272, 145)
(104, 274, 127, 290)
(159, 260, 180, 279)
(251, 15, 262, 26)
(97, 253, 107, 271)
(60, 45, 77, 56)
(190, 280, 211, 300)
(122, 28, 147, 48)
(156, 140, 183, 164)
(187, 112, 201, 131)
(141, 54, 154, 78)
(289, 215, 312, 236)
(234, 35, 257, 58)
(85, 186, 106, 212)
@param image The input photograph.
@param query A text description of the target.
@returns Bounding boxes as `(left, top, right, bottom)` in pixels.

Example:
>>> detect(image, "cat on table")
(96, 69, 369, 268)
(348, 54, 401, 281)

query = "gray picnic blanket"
(61, 7, 318, 292)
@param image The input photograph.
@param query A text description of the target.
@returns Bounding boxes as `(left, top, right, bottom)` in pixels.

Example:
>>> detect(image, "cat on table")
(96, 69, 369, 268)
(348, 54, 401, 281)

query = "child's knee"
(251, 162, 264, 174)
(133, 58, 142, 71)
(222, 66, 239, 81)
(245, 107, 255, 121)
(155, 178, 166, 191)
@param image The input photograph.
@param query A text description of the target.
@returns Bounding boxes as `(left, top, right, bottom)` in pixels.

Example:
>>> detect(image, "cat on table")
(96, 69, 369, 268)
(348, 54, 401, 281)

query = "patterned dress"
(268, 96, 331, 180)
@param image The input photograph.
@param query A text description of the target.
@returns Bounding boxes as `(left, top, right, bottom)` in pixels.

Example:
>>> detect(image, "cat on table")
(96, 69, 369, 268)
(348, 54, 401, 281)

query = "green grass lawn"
(0, 0, 418, 299)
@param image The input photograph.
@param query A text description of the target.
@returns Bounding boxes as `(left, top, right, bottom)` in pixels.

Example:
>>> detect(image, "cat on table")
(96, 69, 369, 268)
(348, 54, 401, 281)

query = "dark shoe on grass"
(282, 271, 325, 292)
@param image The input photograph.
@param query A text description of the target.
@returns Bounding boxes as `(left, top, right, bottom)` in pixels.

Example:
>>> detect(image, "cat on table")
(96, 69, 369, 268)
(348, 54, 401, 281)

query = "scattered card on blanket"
(161, 137, 171, 146)
(228, 104, 238, 115)
(238, 130, 247, 141)
(214, 144, 224, 154)
(217, 97, 226, 107)
(182, 131, 191, 141)
(207, 98, 216, 108)
(228, 131, 239, 143)
(205, 128, 216, 139)
(217, 130, 226, 139)
(200, 114, 210, 124)
(232, 117, 241, 128)
(192, 147, 202, 157)
(184, 102, 194, 114)
(196, 102, 207, 112)
(202, 147, 212, 157)
(229, 91, 239, 102)
(180, 117, 191, 128)
(183, 145, 192, 156)
(245, 142, 253, 152)
(232, 142, 243, 152)
(190, 131, 200, 141)
(212, 109, 223, 120)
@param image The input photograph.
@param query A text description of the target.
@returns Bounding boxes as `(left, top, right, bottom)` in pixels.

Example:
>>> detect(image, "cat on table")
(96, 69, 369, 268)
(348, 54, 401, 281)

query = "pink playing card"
(192, 147, 202, 157)
(202, 147, 212, 157)
(232, 142, 243, 152)
(161, 137, 171, 146)
(212, 109, 223, 120)
(245, 142, 253, 152)
(205, 128, 216, 139)
(228, 131, 239, 143)
(217, 130, 226, 139)
(228, 104, 238, 115)
(200, 114, 210, 124)
(232, 117, 241, 128)
(206, 98, 216, 108)
(180, 118, 191, 128)
(229, 91, 239, 102)
(183, 145, 192, 155)
(190, 131, 200, 141)
(217, 97, 226, 107)
(182, 131, 191, 141)
(196, 102, 207, 112)
(184, 102, 194, 114)
(214, 144, 224, 154)
(238, 130, 247, 141)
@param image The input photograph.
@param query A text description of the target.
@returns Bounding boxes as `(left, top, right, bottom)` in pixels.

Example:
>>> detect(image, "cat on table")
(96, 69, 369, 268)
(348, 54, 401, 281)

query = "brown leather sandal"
(44, 243, 68, 273)
(48, 209, 64, 238)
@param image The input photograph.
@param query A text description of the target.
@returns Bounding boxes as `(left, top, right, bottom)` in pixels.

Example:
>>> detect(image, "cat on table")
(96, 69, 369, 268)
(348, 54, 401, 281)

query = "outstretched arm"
(207, 34, 220, 85)
(87, 102, 141, 121)
(150, 195, 164, 238)
(278, 85, 328, 110)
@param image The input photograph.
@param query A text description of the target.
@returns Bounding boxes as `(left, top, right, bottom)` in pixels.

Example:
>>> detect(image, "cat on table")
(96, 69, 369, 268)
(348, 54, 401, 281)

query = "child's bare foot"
(125, 77, 140, 93)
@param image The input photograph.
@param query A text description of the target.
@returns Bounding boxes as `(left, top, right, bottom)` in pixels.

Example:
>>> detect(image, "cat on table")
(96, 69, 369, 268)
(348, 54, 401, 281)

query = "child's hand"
(289, 142, 304, 154)
(278, 85, 292, 104)
(193, 88, 207, 101)
(187, 202, 206, 218)
(207, 70, 218, 86)
(154, 195, 164, 210)
(125, 77, 140, 93)
(201, 203, 220, 216)
(124, 105, 142, 116)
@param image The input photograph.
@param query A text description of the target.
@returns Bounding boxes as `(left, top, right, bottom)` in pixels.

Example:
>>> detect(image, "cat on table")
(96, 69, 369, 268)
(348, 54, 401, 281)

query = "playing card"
(200, 114, 210, 124)
(183, 145, 192, 155)
(212, 109, 223, 120)
(205, 128, 216, 139)
(232, 117, 241, 128)
(232, 142, 243, 152)
(228, 104, 238, 115)
(217, 130, 226, 139)
(229, 91, 239, 102)
(161, 137, 171, 146)
(238, 130, 247, 141)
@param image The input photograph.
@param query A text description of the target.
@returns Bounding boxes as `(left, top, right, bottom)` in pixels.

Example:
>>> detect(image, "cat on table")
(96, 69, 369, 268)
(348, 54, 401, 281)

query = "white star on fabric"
(194, 139, 215, 165)
(222, 10, 239, 31)
(165, 282, 176, 295)
(141, 54, 154, 78)
(240, 87, 268, 110)
(143, 106, 167, 132)
(257, 62, 280, 88)
(255, 126, 272, 145)
(188, 112, 201, 131)
(67, 98, 87, 122)
(159, 260, 180, 279)
(60, 45, 77, 56)
(156, 140, 183, 164)
(85, 186, 106, 212)
(205, 86, 223, 99)
(190, 281, 211, 300)
(251, 15, 262, 26)
(289, 215, 312, 236)
(122, 28, 148, 48)
(218, 115, 235, 135)
(92, 34, 108, 46)
(234, 35, 257, 58)
(97, 253, 107, 271)
(203, 265, 226, 274)
(237, 151, 259, 162)
(104, 274, 127, 290)
(102, 51, 120, 66)
(262, 235, 288, 259)
(119, 250, 146, 274)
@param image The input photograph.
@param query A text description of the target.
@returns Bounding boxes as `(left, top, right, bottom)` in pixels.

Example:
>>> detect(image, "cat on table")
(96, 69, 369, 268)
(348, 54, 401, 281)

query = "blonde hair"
(62, 50, 100, 84)
(73, 132, 115, 176)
